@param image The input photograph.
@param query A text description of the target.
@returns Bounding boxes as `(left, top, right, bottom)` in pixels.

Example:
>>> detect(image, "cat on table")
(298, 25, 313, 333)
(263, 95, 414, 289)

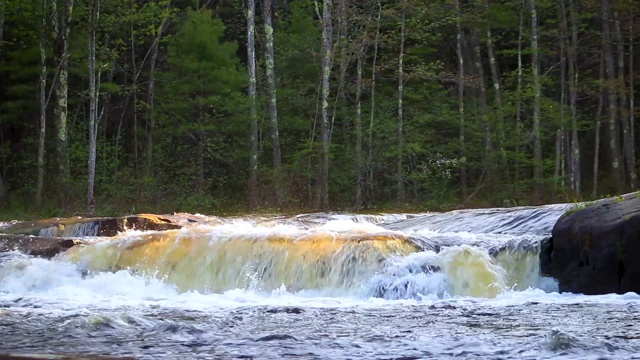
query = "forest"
(0, 0, 637, 217)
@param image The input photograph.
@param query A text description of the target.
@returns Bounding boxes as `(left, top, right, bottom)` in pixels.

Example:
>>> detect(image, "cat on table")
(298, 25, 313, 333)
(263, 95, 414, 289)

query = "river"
(1, 205, 639, 359)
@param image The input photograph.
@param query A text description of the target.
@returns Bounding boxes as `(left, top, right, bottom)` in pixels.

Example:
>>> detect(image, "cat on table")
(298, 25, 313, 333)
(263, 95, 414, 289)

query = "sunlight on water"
(62, 225, 419, 295)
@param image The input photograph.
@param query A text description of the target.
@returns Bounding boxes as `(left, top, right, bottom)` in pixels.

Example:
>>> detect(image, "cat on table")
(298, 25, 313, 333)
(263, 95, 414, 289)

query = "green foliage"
(0, 0, 637, 217)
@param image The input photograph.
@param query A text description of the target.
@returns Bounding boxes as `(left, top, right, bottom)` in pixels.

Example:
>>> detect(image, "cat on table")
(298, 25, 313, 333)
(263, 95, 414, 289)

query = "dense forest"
(0, 0, 637, 216)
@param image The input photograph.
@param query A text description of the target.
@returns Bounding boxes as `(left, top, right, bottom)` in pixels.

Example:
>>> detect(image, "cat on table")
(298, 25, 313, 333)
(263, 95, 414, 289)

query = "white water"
(1, 205, 639, 359)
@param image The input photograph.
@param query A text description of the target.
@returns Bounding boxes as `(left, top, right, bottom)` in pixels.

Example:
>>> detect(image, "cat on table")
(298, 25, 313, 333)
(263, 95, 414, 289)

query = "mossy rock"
(541, 192, 640, 294)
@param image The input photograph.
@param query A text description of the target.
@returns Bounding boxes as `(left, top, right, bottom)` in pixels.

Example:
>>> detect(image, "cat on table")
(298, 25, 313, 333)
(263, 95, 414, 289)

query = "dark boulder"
(0, 234, 85, 258)
(541, 193, 640, 294)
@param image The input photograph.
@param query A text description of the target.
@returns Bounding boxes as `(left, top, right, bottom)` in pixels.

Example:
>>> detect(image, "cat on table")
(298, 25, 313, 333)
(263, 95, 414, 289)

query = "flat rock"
(540, 193, 640, 294)
(0, 213, 209, 238)
(0, 234, 85, 258)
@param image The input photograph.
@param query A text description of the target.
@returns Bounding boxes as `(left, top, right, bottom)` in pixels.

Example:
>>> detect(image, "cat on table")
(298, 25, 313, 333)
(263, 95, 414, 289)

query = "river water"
(1, 205, 640, 359)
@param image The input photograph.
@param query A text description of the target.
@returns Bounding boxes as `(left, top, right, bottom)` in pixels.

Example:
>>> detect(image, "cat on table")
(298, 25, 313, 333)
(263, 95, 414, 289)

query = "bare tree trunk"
(130, 2, 139, 175)
(0, 0, 5, 60)
(334, 0, 348, 134)
(602, 0, 624, 192)
(515, 1, 524, 195)
(396, 1, 406, 205)
(367, 0, 381, 205)
(593, 54, 604, 198)
(145, 1, 171, 178)
(614, 8, 636, 188)
(555, 0, 567, 194)
(87, 0, 100, 215)
(53, 0, 74, 203)
(530, 0, 543, 201)
(263, 0, 283, 207)
(631, 12, 635, 151)
(472, 32, 491, 163)
(247, 0, 259, 211)
(317, 0, 333, 210)
(568, 0, 581, 198)
(455, 0, 466, 200)
(484, 0, 506, 175)
(0, 0, 4, 207)
(355, 46, 364, 209)
(36, 0, 47, 207)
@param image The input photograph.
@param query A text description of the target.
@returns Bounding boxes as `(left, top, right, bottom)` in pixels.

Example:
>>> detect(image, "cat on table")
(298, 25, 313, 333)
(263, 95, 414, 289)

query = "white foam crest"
(329, 213, 412, 224)
(0, 257, 178, 306)
(319, 219, 393, 233)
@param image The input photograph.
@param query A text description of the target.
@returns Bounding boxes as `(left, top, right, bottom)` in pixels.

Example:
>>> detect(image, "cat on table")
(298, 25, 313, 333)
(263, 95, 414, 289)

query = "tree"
(159, 9, 245, 204)
(317, 0, 333, 210)
(263, 0, 283, 207)
(52, 0, 74, 202)
(36, 0, 47, 207)
(396, 0, 406, 204)
(0, 0, 6, 205)
(87, 0, 101, 214)
(614, 7, 636, 188)
(602, 0, 624, 192)
(246, 0, 258, 210)
(454, 0, 466, 199)
(530, 0, 543, 200)
(484, 0, 506, 174)
(145, 0, 172, 179)
(355, 41, 364, 209)
(367, 0, 381, 204)
(568, 0, 581, 198)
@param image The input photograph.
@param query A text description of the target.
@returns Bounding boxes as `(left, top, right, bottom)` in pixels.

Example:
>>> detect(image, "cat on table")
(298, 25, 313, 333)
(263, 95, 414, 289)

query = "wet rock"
(265, 307, 304, 314)
(255, 334, 298, 342)
(1, 213, 208, 238)
(0, 234, 84, 258)
(541, 193, 640, 294)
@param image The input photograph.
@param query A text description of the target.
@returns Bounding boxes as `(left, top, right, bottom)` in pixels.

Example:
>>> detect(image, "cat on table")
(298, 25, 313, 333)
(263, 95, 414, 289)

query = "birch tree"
(568, 0, 581, 197)
(514, 1, 524, 190)
(52, 0, 74, 200)
(396, 0, 406, 204)
(614, 8, 636, 188)
(554, 0, 567, 194)
(355, 44, 364, 209)
(318, 0, 333, 210)
(530, 0, 543, 199)
(247, 0, 258, 210)
(484, 0, 506, 172)
(263, 0, 283, 207)
(601, 0, 624, 192)
(36, 0, 47, 206)
(87, 0, 100, 214)
(455, 0, 466, 199)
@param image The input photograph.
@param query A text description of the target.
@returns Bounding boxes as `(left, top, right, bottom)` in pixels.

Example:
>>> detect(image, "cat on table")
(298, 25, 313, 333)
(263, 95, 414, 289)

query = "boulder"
(540, 193, 640, 294)
(0, 234, 85, 258)
(0, 213, 208, 238)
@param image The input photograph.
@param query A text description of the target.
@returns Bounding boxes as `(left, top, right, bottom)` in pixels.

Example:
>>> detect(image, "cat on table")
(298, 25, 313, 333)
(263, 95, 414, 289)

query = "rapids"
(1, 204, 640, 359)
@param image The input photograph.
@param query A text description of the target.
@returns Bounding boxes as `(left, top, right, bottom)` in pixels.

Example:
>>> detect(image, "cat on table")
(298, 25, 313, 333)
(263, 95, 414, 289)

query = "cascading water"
(1, 204, 639, 359)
